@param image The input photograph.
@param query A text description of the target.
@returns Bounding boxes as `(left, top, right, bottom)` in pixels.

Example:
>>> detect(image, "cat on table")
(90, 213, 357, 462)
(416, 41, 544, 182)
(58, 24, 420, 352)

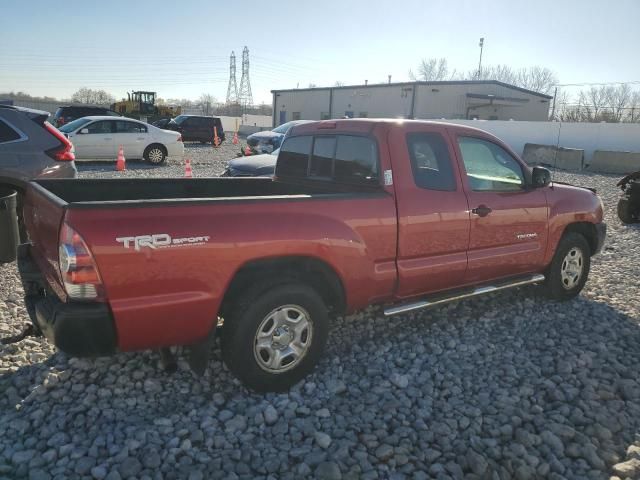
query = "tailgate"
(23, 181, 67, 300)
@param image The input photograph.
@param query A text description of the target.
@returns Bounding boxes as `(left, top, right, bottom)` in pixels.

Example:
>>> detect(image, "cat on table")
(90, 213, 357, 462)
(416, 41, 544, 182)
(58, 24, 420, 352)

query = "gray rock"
(390, 373, 409, 389)
(264, 405, 279, 425)
(315, 461, 342, 480)
(467, 449, 488, 475)
(315, 432, 332, 449)
(375, 444, 394, 461)
(12, 449, 36, 464)
(143, 451, 162, 469)
(75, 456, 96, 475)
(91, 465, 108, 480)
(28, 469, 51, 480)
(118, 457, 142, 478)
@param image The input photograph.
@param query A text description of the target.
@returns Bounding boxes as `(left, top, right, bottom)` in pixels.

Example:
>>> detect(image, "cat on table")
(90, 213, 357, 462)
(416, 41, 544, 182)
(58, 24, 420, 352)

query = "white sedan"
(59, 116, 183, 164)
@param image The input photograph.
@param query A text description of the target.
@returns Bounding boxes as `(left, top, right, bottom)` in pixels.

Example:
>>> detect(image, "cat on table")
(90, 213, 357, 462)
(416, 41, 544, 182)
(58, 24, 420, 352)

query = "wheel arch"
(561, 222, 599, 256)
(219, 255, 347, 319)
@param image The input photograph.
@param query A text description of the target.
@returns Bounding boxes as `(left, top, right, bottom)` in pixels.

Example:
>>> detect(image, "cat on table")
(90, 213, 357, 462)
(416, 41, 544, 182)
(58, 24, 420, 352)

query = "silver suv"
(0, 105, 77, 235)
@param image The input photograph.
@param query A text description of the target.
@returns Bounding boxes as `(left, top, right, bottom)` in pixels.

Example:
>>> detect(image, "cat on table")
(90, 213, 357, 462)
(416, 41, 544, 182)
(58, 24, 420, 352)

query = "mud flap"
(188, 329, 216, 376)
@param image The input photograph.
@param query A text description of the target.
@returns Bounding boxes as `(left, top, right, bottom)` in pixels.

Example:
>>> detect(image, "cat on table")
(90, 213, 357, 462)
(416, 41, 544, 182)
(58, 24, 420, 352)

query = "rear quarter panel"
(65, 194, 397, 351)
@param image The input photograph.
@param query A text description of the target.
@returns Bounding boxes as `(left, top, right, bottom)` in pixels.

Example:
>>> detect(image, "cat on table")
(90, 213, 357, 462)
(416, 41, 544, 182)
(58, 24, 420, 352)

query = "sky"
(2, 0, 640, 105)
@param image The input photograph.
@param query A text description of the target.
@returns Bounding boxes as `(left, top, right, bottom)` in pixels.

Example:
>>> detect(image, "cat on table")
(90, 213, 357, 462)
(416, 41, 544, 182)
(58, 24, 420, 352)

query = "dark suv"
(166, 115, 225, 143)
(0, 105, 76, 239)
(53, 106, 121, 127)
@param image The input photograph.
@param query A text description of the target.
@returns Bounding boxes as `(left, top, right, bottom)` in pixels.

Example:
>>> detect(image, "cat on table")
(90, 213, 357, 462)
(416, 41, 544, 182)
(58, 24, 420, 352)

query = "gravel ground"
(1, 160, 640, 480)
(76, 141, 241, 179)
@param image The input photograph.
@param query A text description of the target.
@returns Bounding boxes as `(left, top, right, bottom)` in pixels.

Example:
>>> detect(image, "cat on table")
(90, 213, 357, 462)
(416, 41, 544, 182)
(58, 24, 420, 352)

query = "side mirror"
(531, 166, 551, 188)
(79, 128, 89, 134)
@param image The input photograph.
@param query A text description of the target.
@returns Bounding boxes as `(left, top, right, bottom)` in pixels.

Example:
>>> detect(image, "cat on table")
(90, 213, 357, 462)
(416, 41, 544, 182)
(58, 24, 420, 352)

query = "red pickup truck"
(17, 119, 606, 392)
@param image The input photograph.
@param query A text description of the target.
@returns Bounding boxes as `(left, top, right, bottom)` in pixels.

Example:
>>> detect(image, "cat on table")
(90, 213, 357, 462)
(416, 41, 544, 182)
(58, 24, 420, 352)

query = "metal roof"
(272, 80, 553, 100)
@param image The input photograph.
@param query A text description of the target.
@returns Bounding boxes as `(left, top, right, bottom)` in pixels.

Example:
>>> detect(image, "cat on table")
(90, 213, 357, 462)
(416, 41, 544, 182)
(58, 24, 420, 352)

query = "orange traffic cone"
(213, 127, 220, 147)
(244, 145, 251, 156)
(116, 145, 126, 171)
(184, 158, 193, 178)
(232, 131, 239, 145)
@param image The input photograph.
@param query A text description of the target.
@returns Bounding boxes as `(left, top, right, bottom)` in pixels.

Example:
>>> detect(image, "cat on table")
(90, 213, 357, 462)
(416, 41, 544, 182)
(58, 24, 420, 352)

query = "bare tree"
(628, 91, 640, 122)
(605, 84, 632, 122)
(199, 93, 216, 115)
(71, 88, 115, 105)
(334, 81, 344, 87)
(411, 58, 455, 81)
(468, 65, 557, 94)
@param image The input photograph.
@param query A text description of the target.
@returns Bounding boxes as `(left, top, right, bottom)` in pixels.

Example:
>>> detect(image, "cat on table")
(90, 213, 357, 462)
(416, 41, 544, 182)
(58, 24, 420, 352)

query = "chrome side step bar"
(384, 273, 545, 317)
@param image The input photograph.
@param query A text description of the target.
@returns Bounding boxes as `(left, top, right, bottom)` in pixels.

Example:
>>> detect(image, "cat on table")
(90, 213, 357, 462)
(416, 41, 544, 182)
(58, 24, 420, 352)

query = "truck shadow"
(1, 288, 639, 477)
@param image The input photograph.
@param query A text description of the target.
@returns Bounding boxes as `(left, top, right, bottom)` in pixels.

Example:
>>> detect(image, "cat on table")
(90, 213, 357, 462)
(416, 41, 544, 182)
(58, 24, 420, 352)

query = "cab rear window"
(277, 134, 378, 186)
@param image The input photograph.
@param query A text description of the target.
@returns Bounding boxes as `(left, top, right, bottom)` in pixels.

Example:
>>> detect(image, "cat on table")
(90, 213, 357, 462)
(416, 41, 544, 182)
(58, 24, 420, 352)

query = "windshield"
(58, 117, 92, 133)
(272, 122, 294, 134)
(170, 115, 188, 125)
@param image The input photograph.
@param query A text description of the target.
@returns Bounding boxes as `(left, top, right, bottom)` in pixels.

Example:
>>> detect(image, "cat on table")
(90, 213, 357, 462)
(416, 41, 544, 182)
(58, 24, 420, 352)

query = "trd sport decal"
(116, 234, 210, 251)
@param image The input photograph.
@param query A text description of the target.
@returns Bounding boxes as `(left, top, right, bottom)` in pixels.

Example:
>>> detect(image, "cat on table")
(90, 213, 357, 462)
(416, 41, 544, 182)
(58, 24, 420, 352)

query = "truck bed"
(33, 177, 362, 206)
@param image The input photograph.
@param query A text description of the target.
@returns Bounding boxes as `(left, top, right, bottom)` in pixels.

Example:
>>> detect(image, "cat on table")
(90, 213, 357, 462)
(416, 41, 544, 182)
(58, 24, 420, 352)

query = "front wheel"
(144, 144, 167, 165)
(221, 283, 329, 392)
(543, 232, 591, 301)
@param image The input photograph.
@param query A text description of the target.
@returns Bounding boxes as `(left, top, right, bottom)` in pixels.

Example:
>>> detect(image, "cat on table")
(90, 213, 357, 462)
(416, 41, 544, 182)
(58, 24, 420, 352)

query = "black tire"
(543, 232, 591, 301)
(221, 283, 329, 392)
(617, 197, 638, 224)
(144, 144, 167, 165)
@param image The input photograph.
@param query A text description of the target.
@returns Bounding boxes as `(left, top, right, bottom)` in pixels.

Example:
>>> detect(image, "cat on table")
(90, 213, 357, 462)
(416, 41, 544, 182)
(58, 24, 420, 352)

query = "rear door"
(72, 120, 116, 159)
(451, 133, 548, 283)
(391, 124, 471, 298)
(114, 120, 148, 158)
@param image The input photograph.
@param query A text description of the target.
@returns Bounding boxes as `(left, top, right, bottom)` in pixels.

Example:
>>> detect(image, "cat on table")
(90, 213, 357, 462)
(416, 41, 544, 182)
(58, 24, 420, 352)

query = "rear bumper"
(594, 222, 607, 254)
(17, 244, 117, 356)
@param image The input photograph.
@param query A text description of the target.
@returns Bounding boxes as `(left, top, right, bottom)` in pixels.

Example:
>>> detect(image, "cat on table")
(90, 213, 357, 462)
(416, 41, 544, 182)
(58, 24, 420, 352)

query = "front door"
(452, 134, 548, 283)
(392, 125, 471, 298)
(279, 111, 287, 125)
(71, 120, 116, 159)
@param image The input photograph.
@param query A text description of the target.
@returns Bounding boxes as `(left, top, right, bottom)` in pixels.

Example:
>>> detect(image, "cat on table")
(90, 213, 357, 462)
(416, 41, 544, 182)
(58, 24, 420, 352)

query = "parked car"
(53, 106, 121, 127)
(165, 115, 225, 143)
(0, 105, 76, 246)
(59, 116, 183, 164)
(152, 118, 171, 129)
(15, 119, 606, 392)
(247, 120, 313, 153)
(222, 149, 279, 177)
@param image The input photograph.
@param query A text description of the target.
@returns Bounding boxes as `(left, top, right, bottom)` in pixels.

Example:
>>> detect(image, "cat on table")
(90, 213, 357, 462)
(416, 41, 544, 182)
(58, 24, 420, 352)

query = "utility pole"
(550, 86, 558, 120)
(477, 37, 485, 80)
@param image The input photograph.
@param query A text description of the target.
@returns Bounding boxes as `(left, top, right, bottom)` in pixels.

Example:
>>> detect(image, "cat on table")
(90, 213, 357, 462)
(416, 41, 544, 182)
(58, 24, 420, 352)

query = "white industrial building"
(271, 80, 552, 126)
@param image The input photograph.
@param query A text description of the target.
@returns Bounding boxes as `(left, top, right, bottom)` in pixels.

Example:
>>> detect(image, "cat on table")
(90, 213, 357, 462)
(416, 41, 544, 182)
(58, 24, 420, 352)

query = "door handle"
(472, 205, 492, 217)
(137, 137, 145, 140)
(104, 137, 113, 141)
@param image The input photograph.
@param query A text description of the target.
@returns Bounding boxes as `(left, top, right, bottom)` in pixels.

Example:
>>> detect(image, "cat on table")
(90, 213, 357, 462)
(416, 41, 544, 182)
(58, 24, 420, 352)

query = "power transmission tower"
(238, 46, 253, 108)
(226, 51, 238, 104)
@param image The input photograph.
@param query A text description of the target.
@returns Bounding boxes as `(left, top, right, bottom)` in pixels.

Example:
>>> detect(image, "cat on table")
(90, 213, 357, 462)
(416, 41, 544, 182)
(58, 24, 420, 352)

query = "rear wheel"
(617, 197, 638, 224)
(221, 283, 329, 392)
(144, 144, 167, 165)
(543, 232, 591, 301)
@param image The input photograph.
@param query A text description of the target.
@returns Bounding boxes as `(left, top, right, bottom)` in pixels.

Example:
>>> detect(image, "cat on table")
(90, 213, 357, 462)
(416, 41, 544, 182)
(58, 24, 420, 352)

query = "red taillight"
(59, 223, 104, 301)
(44, 122, 75, 161)
(177, 135, 183, 142)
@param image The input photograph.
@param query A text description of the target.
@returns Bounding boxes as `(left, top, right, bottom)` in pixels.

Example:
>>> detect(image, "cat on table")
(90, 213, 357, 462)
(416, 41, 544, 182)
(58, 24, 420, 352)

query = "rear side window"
(407, 132, 456, 191)
(277, 135, 312, 177)
(310, 136, 335, 178)
(334, 136, 378, 183)
(0, 120, 21, 143)
(116, 121, 147, 133)
(277, 134, 379, 186)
